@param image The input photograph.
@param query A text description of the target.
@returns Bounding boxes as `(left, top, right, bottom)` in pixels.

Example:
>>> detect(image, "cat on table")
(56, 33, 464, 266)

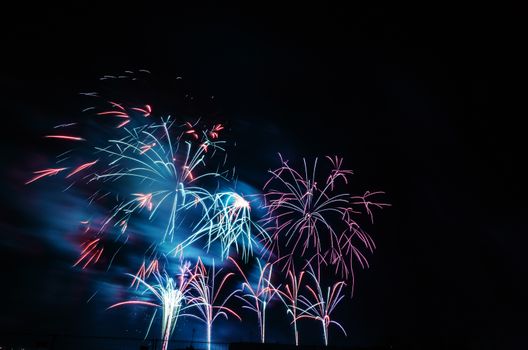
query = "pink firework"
(25, 167, 68, 185)
(263, 154, 389, 292)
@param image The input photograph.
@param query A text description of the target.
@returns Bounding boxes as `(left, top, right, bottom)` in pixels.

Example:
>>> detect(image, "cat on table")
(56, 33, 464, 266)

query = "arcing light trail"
(132, 259, 160, 289)
(25, 71, 388, 346)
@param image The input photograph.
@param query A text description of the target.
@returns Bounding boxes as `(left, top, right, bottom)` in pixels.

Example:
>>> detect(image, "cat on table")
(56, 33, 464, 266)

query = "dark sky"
(0, 3, 525, 350)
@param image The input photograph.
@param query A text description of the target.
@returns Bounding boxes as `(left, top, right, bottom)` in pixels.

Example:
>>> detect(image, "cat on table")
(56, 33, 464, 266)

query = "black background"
(1, 3, 525, 349)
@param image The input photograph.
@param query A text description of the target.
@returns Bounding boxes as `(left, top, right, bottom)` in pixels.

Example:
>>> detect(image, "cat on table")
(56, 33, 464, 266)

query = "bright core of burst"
(233, 194, 250, 209)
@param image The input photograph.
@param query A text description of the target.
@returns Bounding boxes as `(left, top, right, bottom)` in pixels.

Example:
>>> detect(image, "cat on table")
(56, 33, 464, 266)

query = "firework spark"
(44, 135, 86, 141)
(131, 259, 160, 289)
(25, 167, 68, 185)
(66, 160, 99, 178)
(73, 238, 104, 270)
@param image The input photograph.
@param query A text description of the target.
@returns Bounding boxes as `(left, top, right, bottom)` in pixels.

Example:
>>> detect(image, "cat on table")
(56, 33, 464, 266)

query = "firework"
(109, 263, 195, 350)
(274, 266, 305, 346)
(296, 264, 347, 346)
(230, 257, 277, 343)
(186, 258, 241, 350)
(263, 154, 388, 291)
(178, 192, 269, 261)
(24, 72, 390, 346)
(27, 96, 233, 271)
(91, 116, 226, 244)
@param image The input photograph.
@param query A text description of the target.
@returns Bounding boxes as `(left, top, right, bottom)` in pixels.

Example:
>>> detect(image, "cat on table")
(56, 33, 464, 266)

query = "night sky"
(1, 3, 525, 350)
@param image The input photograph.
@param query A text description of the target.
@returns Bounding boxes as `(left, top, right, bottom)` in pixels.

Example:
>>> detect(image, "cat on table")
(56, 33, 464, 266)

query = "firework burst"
(91, 116, 226, 244)
(263, 154, 389, 291)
